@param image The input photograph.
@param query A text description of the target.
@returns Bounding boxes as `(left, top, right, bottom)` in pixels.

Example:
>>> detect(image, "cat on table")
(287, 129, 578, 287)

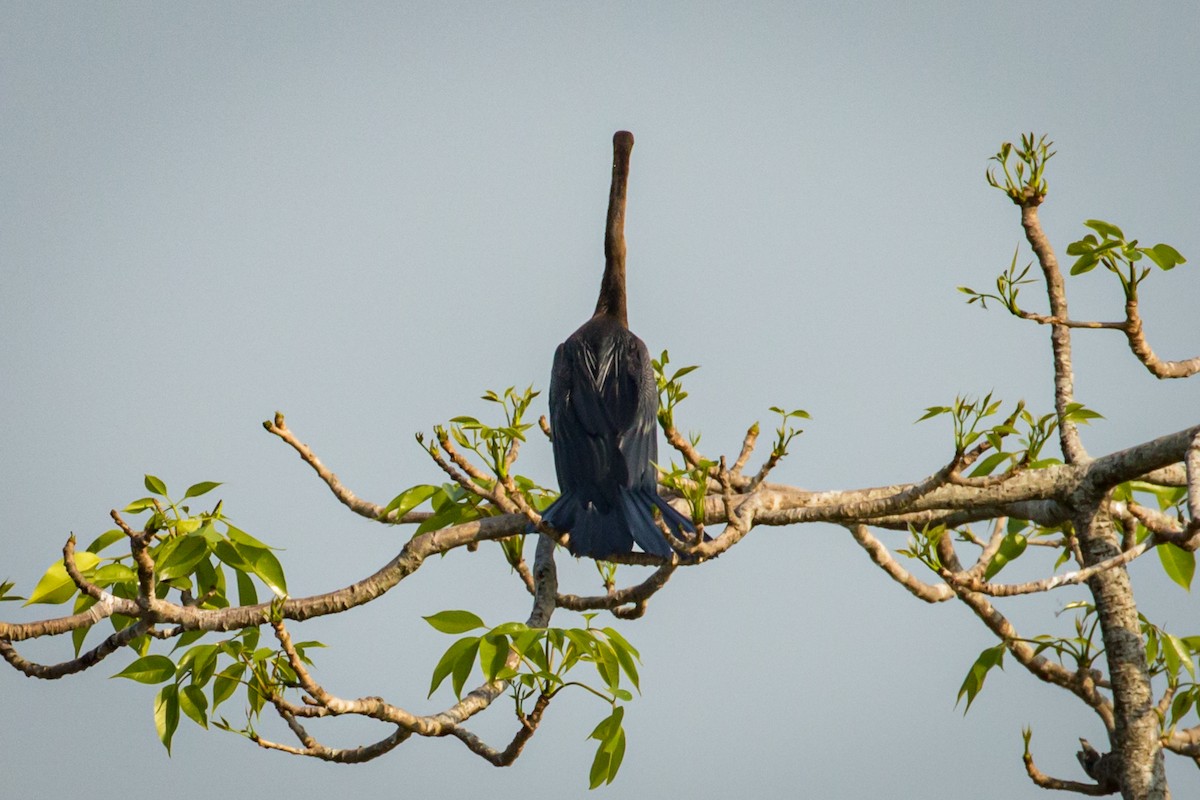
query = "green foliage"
(410, 483, 488, 536)
(657, 457, 712, 533)
(652, 350, 697, 433)
(424, 609, 641, 788)
(983, 530, 1028, 581)
(985, 132, 1055, 203)
(383, 484, 438, 520)
(423, 609, 486, 634)
(442, 385, 540, 481)
(1066, 219, 1186, 298)
(106, 622, 327, 756)
(1158, 543, 1195, 592)
(17, 478, 328, 756)
(113, 654, 177, 684)
(917, 394, 1092, 475)
(588, 705, 627, 788)
(958, 247, 1036, 315)
(896, 523, 946, 572)
(1029, 601, 1103, 674)
(957, 643, 1006, 713)
(767, 405, 810, 461)
(1114, 481, 1192, 589)
(24, 551, 101, 605)
(409, 385, 555, 537)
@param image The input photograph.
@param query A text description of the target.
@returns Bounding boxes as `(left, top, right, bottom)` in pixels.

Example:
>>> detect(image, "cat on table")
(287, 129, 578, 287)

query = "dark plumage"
(539, 131, 695, 559)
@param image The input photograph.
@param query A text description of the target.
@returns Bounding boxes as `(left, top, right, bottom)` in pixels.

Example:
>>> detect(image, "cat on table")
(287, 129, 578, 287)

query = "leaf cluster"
(958, 247, 1036, 314)
(442, 386, 540, 481)
(1067, 219, 1186, 298)
(113, 624, 324, 754)
(652, 350, 697, 433)
(986, 132, 1055, 204)
(917, 394, 1090, 474)
(423, 609, 639, 787)
(25, 477, 288, 659)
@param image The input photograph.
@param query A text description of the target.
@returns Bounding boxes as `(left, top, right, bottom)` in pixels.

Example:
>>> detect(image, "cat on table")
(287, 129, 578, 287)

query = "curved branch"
(0, 620, 154, 679)
(846, 525, 952, 603)
(1122, 297, 1200, 379)
(251, 713, 412, 763)
(449, 692, 553, 766)
(263, 412, 431, 524)
(1024, 741, 1117, 795)
(556, 564, 677, 618)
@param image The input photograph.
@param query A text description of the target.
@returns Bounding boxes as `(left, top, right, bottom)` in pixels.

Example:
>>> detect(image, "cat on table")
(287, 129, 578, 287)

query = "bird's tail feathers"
(540, 492, 633, 559)
(539, 489, 702, 559)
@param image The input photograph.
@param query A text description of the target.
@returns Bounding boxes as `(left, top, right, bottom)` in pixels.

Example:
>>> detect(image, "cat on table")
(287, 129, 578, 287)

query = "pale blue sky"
(2, 4, 1198, 798)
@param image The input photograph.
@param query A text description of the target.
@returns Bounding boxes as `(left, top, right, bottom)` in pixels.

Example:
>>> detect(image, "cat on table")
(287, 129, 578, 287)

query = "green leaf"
(428, 636, 480, 698)
(1163, 633, 1195, 679)
(1069, 253, 1099, 275)
(245, 546, 287, 598)
(236, 569, 258, 606)
(24, 552, 101, 605)
(588, 706, 626, 788)
(155, 684, 180, 754)
(179, 684, 209, 728)
(86, 529, 126, 554)
(1158, 543, 1195, 592)
(451, 640, 480, 698)
(114, 654, 177, 684)
(477, 633, 510, 681)
(225, 524, 272, 551)
(956, 643, 1006, 713)
(593, 638, 621, 691)
(71, 594, 96, 655)
(424, 609, 486, 634)
(968, 451, 1011, 479)
(93, 563, 136, 585)
(1084, 219, 1124, 241)
(604, 629, 641, 692)
(984, 533, 1028, 581)
(383, 484, 439, 519)
(212, 540, 253, 572)
(123, 497, 158, 513)
(916, 406, 951, 422)
(183, 481, 222, 499)
(157, 535, 210, 580)
(588, 704, 624, 741)
(212, 663, 246, 710)
(179, 644, 219, 686)
(1170, 688, 1197, 727)
(1145, 243, 1186, 270)
(1063, 403, 1104, 424)
(144, 474, 168, 497)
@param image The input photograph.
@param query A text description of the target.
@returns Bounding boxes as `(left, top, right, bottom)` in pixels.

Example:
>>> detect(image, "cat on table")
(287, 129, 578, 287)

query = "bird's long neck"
(594, 131, 634, 326)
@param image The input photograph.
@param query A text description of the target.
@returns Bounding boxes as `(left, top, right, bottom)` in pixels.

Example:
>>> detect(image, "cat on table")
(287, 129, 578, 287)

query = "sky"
(2, 3, 1199, 798)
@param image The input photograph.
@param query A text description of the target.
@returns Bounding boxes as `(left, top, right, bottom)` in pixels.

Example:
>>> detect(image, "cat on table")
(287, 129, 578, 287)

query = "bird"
(538, 130, 696, 559)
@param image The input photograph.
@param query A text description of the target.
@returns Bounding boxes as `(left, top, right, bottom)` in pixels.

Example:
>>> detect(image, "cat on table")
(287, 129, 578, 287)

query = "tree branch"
(1020, 203, 1087, 464)
(263, 412, 430, 524)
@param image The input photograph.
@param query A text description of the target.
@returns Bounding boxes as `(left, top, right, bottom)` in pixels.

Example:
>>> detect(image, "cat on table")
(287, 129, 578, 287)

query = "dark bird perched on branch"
(539, 131, 696, 559)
